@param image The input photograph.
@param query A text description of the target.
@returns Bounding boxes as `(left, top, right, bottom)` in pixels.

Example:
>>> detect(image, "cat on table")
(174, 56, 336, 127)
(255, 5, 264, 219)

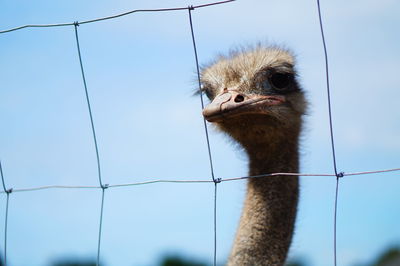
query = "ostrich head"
(201, 46, 307, 152)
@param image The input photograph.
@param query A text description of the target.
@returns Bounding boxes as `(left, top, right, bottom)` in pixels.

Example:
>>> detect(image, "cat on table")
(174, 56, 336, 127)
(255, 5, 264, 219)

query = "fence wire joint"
(336, 172, 344, 178)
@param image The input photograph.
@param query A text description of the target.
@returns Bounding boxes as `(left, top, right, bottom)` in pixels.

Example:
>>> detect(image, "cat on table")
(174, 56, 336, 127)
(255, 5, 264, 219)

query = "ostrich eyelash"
(193, 84, 212, 98)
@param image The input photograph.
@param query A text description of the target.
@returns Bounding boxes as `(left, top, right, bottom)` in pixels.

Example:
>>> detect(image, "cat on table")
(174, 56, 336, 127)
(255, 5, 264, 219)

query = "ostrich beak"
(202, 89, 285, 122)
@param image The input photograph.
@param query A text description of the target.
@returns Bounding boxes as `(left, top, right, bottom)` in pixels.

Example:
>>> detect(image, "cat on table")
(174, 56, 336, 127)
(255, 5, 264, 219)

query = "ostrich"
(200, 46, 307, 266)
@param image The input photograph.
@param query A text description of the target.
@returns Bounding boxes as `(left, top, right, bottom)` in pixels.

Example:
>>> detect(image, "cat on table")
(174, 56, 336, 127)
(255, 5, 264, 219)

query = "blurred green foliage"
(0, 245, 397, 266)
(159, 255, 207, 266)
(285, 258, 308, 266)
(371, 246, 400, 266)
(51, 259, 97, 266)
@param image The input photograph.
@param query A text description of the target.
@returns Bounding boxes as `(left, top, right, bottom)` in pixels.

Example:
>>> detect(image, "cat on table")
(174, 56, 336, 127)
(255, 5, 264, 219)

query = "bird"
(200, 45, 307, 266)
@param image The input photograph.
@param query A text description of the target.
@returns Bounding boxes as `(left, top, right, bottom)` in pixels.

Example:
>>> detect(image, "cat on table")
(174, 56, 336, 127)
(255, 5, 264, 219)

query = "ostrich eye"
(201, 85, 214, 99)
(204, 89, 213, 99)
(269, 73, 292, 90)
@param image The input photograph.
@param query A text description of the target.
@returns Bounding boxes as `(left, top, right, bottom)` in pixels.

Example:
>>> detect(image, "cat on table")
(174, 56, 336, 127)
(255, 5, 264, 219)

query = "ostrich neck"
(228, 135, 299, 266)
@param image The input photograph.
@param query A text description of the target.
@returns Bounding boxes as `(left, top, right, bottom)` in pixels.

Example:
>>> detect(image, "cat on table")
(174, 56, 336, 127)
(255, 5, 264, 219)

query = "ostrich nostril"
(234, 95, 245, 103)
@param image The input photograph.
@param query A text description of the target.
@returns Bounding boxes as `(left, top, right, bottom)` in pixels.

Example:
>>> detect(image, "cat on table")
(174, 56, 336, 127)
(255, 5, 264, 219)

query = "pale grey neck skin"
(225, 119, 300, 266)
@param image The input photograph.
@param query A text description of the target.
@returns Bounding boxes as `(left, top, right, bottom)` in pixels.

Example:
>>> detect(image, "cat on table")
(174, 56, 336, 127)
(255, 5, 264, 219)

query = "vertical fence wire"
(0, 161, 11, 266)
(3, 194, 9, 266)
(213, 182, 218, 266)
(73, 23, 104, 188)
(316, 1, 341, 266)
(73, 22, 107, 266)
(187, 7, 216, 183)
(97, 188, 107, 266)
(187, 7, 220, 266)
(0, 161, 7, 193)
(316, 2, 338, 176)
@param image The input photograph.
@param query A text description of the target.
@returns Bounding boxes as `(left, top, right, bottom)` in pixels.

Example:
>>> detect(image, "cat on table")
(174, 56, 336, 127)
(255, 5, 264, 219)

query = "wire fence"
(0, 0, 399, 266)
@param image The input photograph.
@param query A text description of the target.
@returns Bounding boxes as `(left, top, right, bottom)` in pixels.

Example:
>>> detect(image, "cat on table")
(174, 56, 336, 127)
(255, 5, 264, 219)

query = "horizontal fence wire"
(0, 0, 236, 34)
(1, 168, 399, 194)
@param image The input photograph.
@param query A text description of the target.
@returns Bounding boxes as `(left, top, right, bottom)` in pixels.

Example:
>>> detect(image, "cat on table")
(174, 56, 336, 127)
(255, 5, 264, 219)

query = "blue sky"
(0, 0, 399, 265)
